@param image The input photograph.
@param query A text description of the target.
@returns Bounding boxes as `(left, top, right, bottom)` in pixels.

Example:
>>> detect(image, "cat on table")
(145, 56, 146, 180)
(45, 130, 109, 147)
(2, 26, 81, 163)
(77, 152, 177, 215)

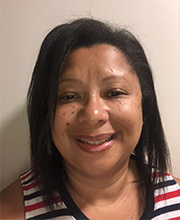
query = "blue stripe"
(153, 179, 176, 190)
(24, 190, 44, 201)
(153, 203, 180, 218)
(27, 208, 73, 220)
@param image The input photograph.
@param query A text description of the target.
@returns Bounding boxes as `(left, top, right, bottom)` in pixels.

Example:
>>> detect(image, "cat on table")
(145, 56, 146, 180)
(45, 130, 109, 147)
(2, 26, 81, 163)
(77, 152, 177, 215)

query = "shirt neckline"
(59, 178, 154, 220)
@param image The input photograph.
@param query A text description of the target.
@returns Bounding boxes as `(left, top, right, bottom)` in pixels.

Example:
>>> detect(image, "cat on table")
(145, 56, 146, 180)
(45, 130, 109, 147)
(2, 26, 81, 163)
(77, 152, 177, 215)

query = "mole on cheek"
(66, 123, 70, 126)
(71, 112, 74, 114)
(63, 112, 66, 115)
(73, 106, 75, 108)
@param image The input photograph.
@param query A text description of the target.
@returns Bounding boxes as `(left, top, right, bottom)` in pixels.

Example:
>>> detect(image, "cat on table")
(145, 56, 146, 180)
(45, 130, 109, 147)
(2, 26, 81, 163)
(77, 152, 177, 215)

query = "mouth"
(73, 133, 115, 153)
(77, 135, 113, 145)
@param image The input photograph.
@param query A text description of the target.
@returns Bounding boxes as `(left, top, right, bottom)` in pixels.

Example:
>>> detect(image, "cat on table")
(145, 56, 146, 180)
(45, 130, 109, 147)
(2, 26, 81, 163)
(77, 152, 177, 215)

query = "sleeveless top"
(20, 169, 180, 220)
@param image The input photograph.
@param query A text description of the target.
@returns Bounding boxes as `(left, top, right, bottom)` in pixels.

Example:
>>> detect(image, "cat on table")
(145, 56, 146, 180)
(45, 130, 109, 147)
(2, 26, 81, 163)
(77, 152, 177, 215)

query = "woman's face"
(51, 44, 143, 178)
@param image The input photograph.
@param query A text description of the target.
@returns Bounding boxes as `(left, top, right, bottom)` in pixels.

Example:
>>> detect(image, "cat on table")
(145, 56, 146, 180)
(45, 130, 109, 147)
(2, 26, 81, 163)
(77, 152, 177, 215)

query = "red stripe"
(21, 170, 32, 181)
(151, 172, 170, 179)
(25, 201, 45, 212)
(25, 196, 62, 212)
(155, 189, 180, 203)
(158, 172, 170, 177)
(22, 182, 36, 191)
(168, 217, 180, 220)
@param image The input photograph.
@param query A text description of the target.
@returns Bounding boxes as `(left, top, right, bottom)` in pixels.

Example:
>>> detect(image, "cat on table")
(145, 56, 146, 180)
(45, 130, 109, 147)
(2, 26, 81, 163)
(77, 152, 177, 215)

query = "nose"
(77, 95, 109, 126)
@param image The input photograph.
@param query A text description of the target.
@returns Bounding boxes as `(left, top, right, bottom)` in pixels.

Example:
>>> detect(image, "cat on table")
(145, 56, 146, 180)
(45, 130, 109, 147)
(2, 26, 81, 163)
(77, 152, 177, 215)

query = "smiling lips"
(74, 133, 115, 153)
(78, 135, 113, 145)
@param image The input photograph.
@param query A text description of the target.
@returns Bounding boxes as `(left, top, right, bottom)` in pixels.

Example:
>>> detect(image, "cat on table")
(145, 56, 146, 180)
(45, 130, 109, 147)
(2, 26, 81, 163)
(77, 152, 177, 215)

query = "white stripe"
(25, 196, 65, 208)
(154, 196, 180, 210)
(22, 186, 40, 196)
(154, 175, 173, 183)
(26, 202, 67, 218)
(21, 177, 35, 188)
(52, 216, 76, 220)
(21, 170, 32, 177)
(24, 195, 44, 206)
(154, 183, 179, 196)
(26, 206, 48, 219)
(21, 171, 33, 183)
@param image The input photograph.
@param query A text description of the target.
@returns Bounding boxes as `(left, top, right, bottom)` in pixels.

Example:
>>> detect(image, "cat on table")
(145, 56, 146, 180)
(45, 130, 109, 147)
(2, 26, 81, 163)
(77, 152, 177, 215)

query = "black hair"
(27, 18, 170, 209)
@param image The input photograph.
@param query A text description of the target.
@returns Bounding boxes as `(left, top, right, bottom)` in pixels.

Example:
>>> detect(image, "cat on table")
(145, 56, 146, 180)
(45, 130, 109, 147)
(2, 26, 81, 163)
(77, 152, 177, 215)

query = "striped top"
(20, 170, 180, 220)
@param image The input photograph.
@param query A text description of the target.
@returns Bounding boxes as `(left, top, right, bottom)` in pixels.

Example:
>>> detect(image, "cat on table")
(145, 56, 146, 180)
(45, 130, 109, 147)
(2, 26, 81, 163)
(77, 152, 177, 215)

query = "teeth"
(78, 136, 112, 145)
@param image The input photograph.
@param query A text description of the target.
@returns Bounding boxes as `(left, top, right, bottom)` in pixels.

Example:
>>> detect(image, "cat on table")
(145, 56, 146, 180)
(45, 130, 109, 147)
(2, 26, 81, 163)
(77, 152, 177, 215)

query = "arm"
(0, 178, 25, 219)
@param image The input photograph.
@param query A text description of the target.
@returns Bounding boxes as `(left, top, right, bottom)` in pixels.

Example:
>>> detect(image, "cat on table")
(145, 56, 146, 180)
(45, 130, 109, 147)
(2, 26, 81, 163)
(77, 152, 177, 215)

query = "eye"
(58, 92, 81, 103)
(106, 89, 127, 98)
(62, 95, 77, 100)
(108, 91, 122, 97)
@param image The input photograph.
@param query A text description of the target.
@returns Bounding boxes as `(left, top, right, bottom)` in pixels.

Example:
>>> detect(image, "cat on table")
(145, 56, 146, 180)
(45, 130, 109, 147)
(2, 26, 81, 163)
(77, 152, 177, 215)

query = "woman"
(1, 18, 180, 219)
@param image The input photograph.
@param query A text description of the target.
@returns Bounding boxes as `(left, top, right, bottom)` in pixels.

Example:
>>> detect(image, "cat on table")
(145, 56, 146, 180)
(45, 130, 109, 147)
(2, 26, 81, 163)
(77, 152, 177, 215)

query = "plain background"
(0, 0, 180, 191)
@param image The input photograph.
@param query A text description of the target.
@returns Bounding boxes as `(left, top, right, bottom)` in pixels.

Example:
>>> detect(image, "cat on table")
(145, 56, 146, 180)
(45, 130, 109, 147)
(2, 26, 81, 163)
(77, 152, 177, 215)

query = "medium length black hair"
(27, 18, 170, 208)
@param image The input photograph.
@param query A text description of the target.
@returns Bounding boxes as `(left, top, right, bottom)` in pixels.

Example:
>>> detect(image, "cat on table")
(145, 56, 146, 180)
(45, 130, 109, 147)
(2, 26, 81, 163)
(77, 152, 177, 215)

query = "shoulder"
(0, 178, 25, 219)
(173, 176, 180, 187)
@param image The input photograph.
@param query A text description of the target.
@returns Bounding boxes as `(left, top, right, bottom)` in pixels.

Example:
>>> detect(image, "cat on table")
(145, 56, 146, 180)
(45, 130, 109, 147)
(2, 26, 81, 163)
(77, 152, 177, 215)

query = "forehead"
(61, 44, 133, 74)
(58, 44, 141, 96)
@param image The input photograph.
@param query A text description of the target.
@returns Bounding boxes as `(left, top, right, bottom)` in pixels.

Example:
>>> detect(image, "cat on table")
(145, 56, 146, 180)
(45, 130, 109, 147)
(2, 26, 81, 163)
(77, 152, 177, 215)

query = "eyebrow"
(59, 78, 83, 85)
(101, 75, 125, 82)
(58, 75, 126, 85)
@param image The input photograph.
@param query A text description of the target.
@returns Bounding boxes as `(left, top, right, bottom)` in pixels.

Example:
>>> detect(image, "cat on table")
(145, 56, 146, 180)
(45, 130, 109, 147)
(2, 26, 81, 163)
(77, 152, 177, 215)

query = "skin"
(52, 44, 143, 178)
(0, 179, 24, 219)
(51, 44, 144, 219)
(1, 44, 180, 219)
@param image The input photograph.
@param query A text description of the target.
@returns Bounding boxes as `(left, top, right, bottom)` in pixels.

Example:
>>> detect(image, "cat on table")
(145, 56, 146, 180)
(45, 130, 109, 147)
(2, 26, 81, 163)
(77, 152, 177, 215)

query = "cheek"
(111, 100, 142, 127)
(54, 105, 78, 128)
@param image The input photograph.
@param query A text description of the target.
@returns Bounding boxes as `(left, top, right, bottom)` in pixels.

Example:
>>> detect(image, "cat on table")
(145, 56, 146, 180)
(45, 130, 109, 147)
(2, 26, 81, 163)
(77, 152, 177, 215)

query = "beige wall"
(1, 0, 180, 191)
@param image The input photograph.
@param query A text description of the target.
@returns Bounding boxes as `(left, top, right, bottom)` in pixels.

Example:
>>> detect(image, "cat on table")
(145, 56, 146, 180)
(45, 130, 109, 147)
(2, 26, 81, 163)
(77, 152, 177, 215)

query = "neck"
(65, 157, 139, 207)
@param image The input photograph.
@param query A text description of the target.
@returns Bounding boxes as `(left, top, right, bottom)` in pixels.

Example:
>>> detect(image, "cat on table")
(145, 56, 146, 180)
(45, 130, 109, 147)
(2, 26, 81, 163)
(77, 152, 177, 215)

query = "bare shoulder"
(0, 178, 25, 219)
(173, 177, 180, 187)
